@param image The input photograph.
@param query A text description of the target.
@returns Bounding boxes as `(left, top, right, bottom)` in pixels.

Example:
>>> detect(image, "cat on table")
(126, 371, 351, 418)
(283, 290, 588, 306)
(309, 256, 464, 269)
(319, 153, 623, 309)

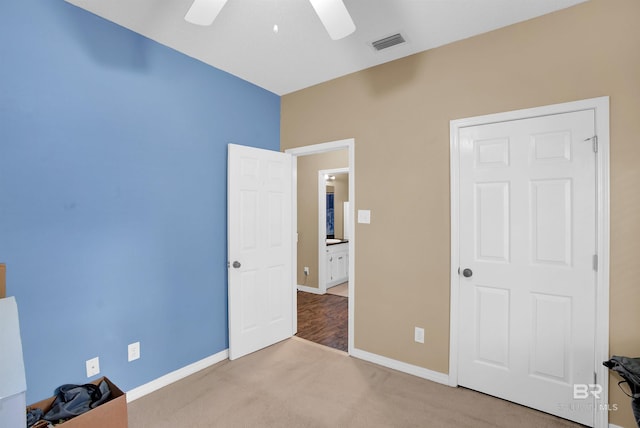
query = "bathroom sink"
(326, 238, 342, 244)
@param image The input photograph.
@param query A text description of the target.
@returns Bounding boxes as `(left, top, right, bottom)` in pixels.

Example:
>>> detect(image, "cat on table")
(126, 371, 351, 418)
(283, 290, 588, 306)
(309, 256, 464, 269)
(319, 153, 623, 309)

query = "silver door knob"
(232, 261, 241, 269)
(462, 268, 472, 278)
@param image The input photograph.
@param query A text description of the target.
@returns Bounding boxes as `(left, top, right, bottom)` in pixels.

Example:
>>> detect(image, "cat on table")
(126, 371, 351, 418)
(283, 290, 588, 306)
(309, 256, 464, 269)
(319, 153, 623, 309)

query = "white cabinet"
(326, 242, 349, 287)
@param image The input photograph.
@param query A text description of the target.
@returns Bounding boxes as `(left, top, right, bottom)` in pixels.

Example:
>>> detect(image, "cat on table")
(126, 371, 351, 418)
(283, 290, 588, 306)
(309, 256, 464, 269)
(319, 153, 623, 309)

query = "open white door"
(228, 143, 293, 360)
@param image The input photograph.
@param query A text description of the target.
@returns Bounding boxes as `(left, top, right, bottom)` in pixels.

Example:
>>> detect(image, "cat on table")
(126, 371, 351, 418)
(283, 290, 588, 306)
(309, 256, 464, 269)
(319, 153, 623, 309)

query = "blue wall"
(0, 1, 280, 402)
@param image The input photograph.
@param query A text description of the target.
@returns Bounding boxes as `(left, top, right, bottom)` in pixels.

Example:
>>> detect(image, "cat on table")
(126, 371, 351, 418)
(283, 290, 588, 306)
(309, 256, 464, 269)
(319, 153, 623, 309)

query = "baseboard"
(351, 347, 449, 385)
(297, 285, 324, 294)
(609, 424, 623, 428)
(126, 348, 229, 402)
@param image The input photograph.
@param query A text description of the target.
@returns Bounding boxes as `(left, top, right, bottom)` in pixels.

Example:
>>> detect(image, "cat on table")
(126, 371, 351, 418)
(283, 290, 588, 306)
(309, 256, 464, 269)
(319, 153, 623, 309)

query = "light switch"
(357, 210, 371, 224)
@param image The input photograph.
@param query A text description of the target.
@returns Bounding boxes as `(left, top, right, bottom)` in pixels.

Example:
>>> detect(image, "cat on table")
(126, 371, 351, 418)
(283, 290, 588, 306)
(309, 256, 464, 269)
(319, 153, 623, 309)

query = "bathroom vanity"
(326, 240, 349, 287)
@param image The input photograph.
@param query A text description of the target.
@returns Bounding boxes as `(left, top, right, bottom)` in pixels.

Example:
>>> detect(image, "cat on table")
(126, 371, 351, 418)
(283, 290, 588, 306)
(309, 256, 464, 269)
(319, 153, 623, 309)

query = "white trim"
(608, 424, 624, 428)
(297, 284, 325, 295)
(318, 167, 349, 294)
(291, 155, 298, 335)
(285, 139, 354, 157)
(286, 138, 355, 354)
(126, 349, 228, 402)
(351, 347, 449, 385)
(449, 97, 610, 428)
(318, 169, 327, 295)
(593, 97, 611, 428)
(448, 116, 461, 388)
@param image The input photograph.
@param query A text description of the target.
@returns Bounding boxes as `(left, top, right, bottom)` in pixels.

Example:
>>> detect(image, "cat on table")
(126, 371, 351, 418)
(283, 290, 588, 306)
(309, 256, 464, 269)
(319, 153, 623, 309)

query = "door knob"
(232, 261, 241, 269)
(462, 268, 473, 278)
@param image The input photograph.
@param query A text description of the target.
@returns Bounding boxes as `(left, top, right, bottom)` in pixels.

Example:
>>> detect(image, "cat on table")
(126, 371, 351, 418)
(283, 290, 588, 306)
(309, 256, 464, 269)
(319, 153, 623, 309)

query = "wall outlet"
(303, 267, 309, 276)
(128, 341, 140, 362)
(86, 357, 100, 377)
(414, 327, 425, 344)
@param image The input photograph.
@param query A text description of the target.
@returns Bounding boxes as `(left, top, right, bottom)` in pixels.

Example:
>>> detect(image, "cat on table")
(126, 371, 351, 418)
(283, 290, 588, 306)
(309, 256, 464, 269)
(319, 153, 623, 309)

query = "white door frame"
(449, 97, 610, 428)
(318, 167, 349, 294)
(285, 138, 355, 354)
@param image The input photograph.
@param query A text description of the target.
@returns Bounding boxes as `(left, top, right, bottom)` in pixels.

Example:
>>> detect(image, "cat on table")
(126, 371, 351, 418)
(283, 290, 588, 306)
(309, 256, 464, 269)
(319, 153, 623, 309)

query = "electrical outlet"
(86, 357, 100, 377)
(304, 267, 309, 276)
(414, 327, 425, 344)
(128, 342, 140, 362)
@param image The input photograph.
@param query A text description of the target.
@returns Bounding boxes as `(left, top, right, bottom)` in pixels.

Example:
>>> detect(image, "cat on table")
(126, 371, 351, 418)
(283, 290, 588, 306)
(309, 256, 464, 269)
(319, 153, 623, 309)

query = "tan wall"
(297, 151, 348, 287)
(282, 0, 640, 426)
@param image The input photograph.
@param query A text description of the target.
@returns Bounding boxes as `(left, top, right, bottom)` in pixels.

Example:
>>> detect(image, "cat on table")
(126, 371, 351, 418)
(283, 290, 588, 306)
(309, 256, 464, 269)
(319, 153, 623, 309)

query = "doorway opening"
(319, 168, 349, 295)
(285, 139, 355, 354)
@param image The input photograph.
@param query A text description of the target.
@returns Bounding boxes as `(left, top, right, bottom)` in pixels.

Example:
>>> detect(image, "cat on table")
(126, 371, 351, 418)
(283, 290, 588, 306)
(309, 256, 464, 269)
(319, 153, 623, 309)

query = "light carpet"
(128, 337, 582, 428)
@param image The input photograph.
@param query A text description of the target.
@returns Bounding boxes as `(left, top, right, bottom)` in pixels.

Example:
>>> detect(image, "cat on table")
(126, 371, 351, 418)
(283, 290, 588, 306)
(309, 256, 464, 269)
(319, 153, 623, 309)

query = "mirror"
(326, 187, 335, 238)
(325, 173, 348, 240)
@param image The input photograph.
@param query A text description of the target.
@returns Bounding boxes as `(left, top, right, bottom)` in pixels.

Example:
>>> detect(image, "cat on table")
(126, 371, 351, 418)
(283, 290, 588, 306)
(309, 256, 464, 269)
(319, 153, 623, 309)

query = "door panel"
(458, 110, 596, 426)
(475, 285, 510, 368)
(530, 179, 572, 265)
(475, 182, 510, 262)
(228, 144, 293, 360)
(530, 293, 571, 382)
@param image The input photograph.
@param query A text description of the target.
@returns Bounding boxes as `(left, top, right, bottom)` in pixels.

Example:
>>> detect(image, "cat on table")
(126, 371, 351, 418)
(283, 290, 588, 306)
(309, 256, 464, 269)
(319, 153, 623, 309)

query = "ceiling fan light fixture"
(184, 0, 228, 26)
(308, 0, 356, 41)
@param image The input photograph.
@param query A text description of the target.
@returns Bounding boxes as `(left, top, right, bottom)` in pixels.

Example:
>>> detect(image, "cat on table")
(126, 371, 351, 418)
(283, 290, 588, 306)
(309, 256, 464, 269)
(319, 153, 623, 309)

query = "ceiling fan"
(184, 0, 356, 40)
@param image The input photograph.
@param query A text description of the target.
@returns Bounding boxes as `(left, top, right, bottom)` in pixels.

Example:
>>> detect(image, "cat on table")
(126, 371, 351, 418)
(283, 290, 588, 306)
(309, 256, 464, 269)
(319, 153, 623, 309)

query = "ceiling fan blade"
(184, 0, 228, 26)
(308, 0, 356, 40)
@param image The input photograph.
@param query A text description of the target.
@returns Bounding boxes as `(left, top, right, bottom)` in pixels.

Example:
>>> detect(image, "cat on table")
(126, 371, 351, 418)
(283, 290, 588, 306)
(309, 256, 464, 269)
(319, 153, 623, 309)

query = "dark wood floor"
(296, 291, 348, 352)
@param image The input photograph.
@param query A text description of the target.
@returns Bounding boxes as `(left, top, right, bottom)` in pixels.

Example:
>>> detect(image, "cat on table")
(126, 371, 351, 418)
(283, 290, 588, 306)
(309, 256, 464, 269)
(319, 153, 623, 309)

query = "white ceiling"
(65, 0, 588, 95)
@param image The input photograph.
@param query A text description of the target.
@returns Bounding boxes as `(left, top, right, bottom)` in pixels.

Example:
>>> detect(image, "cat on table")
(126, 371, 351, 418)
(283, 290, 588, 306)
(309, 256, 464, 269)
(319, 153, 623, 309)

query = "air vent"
(371, 33, 406, 51)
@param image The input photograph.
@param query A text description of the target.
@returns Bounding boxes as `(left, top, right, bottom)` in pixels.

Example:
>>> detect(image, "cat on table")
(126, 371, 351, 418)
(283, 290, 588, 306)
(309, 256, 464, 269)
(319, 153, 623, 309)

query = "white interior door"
(228, 143, 293, 360)
(457, 110, 597, 426)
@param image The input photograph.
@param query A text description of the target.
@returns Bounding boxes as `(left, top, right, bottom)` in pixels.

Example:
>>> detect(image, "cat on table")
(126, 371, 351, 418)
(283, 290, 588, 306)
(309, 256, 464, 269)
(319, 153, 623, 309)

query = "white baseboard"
(297, 285, 324, 294)
(350, 347, 449, 385)
(609, 424, 624, 428)
(126, 348, 229, 402)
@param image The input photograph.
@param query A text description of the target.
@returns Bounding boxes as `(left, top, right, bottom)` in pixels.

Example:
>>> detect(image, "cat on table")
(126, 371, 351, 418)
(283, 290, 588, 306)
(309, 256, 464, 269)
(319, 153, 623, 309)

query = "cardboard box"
(0, 263, 6, 299)
(28, 377, 127, 428)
